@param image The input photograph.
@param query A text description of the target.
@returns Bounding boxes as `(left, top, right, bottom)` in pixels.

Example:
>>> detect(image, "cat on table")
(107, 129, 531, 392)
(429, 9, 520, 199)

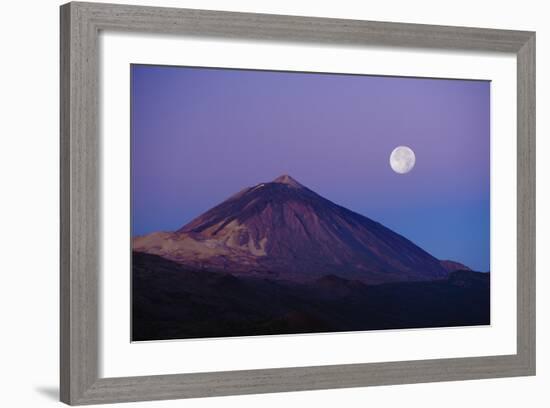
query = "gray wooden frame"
(60, 1, 536, 405)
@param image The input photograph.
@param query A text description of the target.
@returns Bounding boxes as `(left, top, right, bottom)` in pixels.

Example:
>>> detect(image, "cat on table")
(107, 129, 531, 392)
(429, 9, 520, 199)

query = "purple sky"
(131, 65, 490, 271)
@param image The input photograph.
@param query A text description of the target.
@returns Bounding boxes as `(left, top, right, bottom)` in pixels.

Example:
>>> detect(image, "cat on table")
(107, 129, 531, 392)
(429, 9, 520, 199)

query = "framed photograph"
(60, 2, 535, 405)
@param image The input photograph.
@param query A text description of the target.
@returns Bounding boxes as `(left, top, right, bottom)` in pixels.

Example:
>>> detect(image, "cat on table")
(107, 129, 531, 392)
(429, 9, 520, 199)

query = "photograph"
(0, 0, 541, 406)
(130, 64, 491, 342)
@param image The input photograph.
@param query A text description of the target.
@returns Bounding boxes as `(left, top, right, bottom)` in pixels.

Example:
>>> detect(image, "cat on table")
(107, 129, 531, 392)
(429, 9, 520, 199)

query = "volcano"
(133, 175, 452, 284)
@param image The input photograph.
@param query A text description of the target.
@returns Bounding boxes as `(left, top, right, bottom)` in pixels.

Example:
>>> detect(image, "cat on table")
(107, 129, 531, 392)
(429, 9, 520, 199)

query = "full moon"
(389, 146, 416, 174)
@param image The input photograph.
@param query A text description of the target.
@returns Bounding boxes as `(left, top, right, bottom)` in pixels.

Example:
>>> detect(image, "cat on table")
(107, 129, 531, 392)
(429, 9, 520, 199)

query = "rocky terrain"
(132, 252, 490, 341)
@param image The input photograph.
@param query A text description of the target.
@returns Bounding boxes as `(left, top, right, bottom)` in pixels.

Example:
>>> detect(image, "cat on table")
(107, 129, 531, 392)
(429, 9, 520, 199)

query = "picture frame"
(60, 1, 535, 405)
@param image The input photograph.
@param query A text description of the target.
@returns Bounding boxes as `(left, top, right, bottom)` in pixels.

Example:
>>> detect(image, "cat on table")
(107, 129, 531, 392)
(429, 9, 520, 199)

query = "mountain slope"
(133, 175, 449, 284)
(440, 259, 472, 273)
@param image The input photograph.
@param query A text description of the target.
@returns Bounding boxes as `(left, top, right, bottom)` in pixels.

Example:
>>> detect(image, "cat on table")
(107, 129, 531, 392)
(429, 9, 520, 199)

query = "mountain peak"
(272, 174, 304, 188)
(135, 175, 449, 284)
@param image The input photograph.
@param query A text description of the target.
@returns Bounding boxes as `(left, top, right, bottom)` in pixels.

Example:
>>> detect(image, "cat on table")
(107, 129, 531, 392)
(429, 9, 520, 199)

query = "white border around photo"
(99, 31, 517, 378)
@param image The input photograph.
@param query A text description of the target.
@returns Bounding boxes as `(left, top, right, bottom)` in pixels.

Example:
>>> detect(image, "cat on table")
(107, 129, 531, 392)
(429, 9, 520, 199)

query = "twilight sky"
(131, 65, 490, 271)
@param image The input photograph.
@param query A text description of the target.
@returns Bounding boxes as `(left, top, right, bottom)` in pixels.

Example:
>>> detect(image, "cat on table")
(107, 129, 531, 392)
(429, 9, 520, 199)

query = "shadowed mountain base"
(132, 252, 490, 341)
